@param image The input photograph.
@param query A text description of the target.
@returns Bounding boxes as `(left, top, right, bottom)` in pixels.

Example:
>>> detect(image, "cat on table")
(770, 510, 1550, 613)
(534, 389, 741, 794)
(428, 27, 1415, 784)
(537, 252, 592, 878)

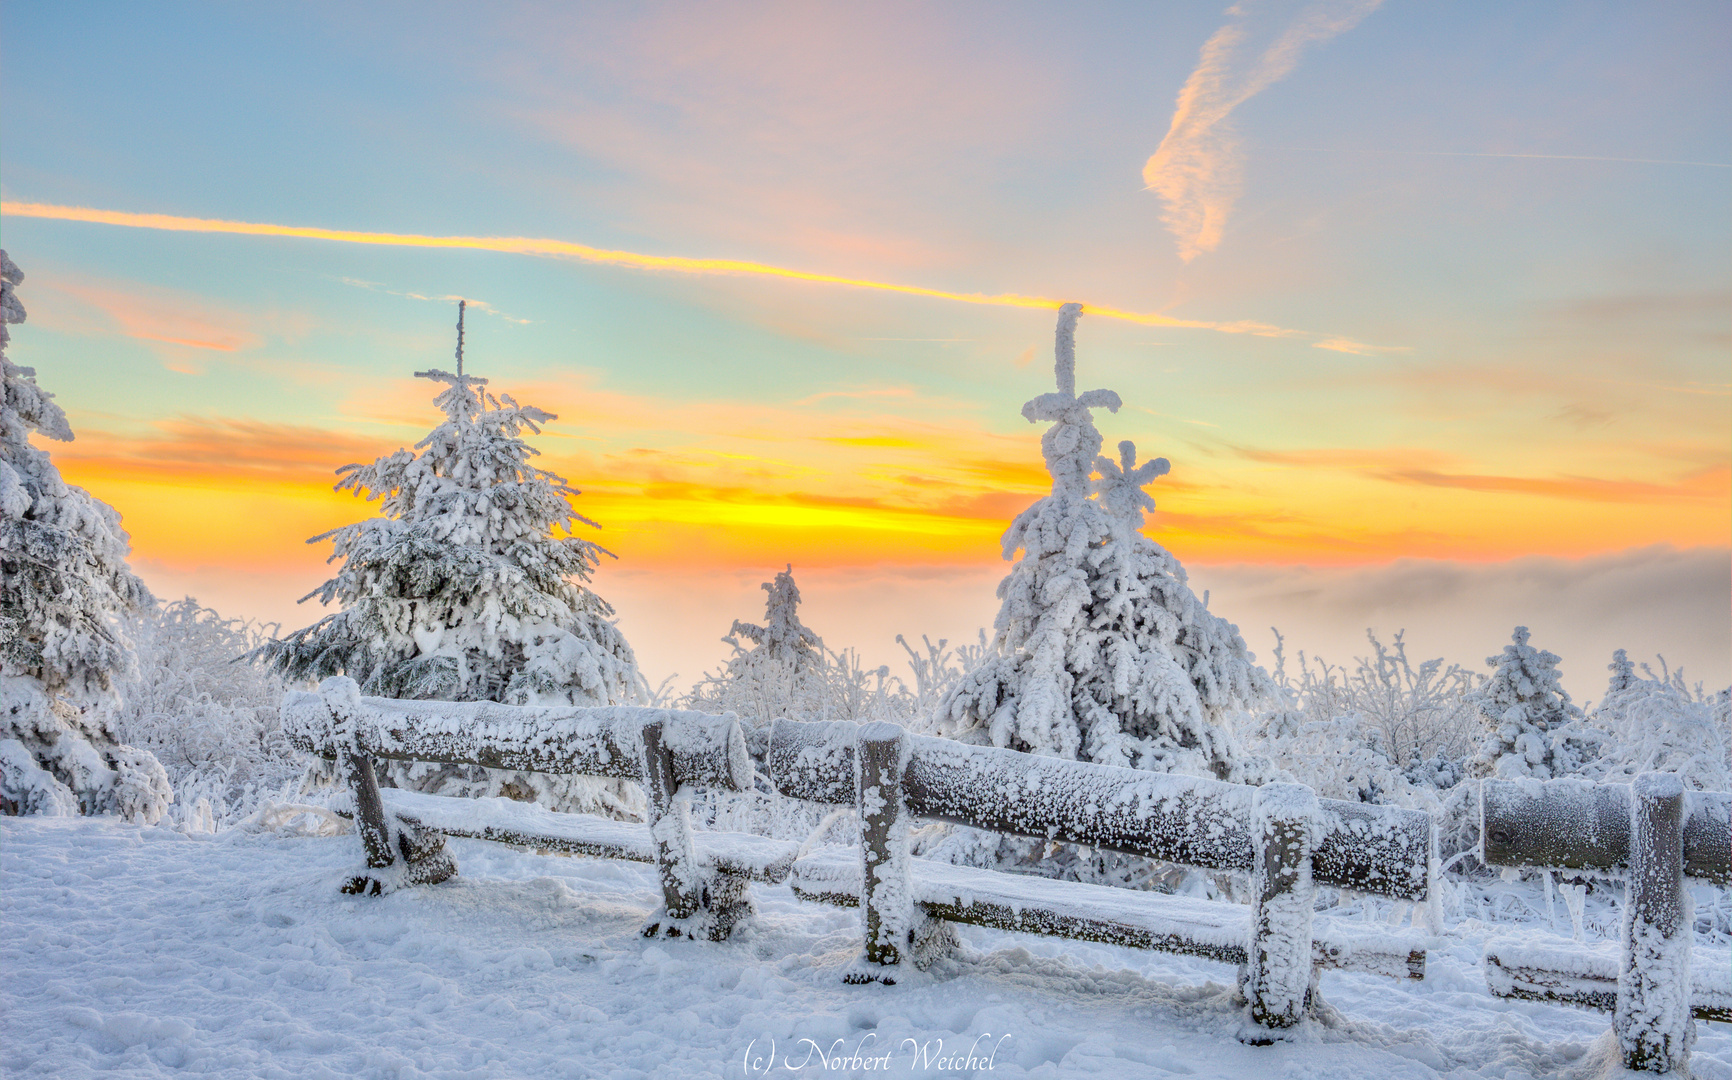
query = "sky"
(2, 0, 1728, 697)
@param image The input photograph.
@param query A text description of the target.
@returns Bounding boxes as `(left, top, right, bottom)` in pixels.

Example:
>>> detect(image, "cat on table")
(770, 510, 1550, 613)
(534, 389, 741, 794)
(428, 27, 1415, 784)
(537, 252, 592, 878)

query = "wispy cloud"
(337, 278, 531, 324)
(1312, 336, 1412, 356)
(31, 275, 264, 362)
(1143, 0, 1383, 261)
(1379, 464, 1729, 504)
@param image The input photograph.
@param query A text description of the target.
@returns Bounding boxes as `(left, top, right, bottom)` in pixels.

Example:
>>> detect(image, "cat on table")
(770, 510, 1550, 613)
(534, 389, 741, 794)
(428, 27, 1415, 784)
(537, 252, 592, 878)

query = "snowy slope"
(3, 816, 1727, 1079)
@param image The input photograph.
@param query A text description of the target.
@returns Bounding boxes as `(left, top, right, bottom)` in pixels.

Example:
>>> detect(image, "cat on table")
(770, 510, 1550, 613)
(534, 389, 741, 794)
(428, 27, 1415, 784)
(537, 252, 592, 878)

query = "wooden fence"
(283, 679, 1439, 1041)
(767, 717, 1436, 1039)
(1480, 774, 1732, 1074)
(282, 676, 797, 940)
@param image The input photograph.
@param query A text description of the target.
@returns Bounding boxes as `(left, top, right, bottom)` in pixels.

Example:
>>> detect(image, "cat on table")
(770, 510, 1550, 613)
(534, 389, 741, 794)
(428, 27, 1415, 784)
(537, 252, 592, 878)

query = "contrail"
(1, 200, 1301, 338)
(1263, 147, 1732, 168)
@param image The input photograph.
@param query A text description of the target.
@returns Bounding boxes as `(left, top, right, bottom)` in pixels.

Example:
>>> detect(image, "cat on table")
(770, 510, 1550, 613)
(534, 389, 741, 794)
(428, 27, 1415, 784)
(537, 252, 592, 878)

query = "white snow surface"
(7, 814, 1730, 1079)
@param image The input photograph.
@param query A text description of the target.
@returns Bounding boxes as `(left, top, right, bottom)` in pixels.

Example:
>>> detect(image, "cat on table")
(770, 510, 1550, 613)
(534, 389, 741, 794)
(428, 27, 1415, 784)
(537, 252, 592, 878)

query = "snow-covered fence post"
(1244, 782, 1319, 1037)
(1479, 776, 1729, 1035)
(319, 676, 395, 885)
(343, 753, 396, 874)
(639, 715, 703, 933)
(849, 721, 913, 983)
(1616, 773, 1691, 1074)
(318, 676, 456, 895)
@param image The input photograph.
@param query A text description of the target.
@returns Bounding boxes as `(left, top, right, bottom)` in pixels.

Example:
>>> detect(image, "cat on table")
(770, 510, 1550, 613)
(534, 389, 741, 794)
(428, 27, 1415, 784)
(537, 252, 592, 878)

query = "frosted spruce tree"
(254, 302, 644, 812)
(684, 566, 826, 753)
(938, 304, 1268, 781)
(1470, 626, 1582, 780)
(0, 249, 171, 821)
(1083, 440, 1273, 779)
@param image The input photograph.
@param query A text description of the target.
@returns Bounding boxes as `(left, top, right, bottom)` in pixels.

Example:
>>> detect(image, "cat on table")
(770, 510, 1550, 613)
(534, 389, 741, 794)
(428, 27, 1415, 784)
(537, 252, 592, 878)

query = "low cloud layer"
(1189, 545, 1731, 701)
(138, 546, 1728, 705)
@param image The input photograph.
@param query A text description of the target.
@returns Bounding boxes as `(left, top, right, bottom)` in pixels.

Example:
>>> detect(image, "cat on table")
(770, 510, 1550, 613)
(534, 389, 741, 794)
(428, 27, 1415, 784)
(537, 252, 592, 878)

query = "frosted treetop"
(1021, 303, 1122, 497)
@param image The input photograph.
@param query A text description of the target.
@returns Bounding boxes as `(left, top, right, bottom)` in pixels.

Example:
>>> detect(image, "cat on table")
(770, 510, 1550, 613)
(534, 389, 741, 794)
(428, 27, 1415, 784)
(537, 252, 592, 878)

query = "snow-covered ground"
(4, 816, 1727, 1080)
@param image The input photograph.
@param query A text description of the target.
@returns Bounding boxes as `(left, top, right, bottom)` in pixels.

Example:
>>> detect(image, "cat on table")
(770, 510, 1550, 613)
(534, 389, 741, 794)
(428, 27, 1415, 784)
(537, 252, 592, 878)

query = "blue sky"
(3, 1, 1727, 690)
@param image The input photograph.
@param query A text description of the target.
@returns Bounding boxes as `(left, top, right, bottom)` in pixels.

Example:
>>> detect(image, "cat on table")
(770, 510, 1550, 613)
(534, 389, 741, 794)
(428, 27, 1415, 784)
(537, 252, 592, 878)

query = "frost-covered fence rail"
(282, 676, 793, 940)
(768, 718, 1434, 1038)
(1480, 774, 1731, 1074)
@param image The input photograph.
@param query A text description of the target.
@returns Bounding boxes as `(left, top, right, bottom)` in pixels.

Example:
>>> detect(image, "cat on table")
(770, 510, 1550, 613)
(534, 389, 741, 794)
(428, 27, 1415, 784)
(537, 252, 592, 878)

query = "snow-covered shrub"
(114, 598, 305, 825)
(0, 249, 170, 822)
(252, 302, 644, 817)
(938, 304, 1270, 782)
(895, 630, 988, 730)
(1575, 652, 1730, 790)
(1248, 629, 1480, 803)
(684, 566, 831, 756)
(1470, 626, 1583, 780)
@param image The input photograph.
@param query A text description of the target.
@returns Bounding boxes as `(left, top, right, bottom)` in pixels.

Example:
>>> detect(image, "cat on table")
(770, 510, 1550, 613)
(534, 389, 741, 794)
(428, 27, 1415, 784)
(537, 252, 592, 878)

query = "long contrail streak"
(1264, 148, 1732, 168)
(0, 200, 1298, 338)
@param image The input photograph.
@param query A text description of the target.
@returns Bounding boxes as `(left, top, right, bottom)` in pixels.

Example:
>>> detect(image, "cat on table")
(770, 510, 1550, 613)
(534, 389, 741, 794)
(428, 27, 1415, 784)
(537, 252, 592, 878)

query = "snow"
(9, 813, 1727, 1079)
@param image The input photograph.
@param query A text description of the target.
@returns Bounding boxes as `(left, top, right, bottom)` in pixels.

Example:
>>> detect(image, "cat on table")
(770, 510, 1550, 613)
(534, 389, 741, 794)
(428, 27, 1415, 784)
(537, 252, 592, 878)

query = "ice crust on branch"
(936, 304, 1269, 784)
(252, 302, 644, 815)
(0, 249, 169, 822)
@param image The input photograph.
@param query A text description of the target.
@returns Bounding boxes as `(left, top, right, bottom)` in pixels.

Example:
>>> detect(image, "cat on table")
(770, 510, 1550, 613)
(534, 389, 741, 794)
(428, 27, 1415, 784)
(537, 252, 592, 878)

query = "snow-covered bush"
(252, 302, 644, 817)
(1247, 628, 1480, 805)
(937, 304, 1269, 782)
(1575, 651, 1729, 790)
(114, 598, 305, 825)
(683, 567, 985, 744)
(1470, 626, 1583, 780)
(0, 249, 170, 822)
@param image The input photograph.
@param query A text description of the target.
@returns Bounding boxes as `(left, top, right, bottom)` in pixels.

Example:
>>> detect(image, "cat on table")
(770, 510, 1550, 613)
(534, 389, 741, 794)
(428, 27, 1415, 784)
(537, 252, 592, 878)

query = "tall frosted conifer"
(939, 305, 1268, 780)
(0, 250, 171, 820)
(255, 304, 644, 811)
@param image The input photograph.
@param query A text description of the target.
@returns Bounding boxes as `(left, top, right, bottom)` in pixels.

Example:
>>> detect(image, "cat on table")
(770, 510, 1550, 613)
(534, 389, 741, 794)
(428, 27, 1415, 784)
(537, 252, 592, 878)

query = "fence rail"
(768, 717, 1436, 901)
(1480, 774, 1730, 1075)
(283, 676, 778, 939)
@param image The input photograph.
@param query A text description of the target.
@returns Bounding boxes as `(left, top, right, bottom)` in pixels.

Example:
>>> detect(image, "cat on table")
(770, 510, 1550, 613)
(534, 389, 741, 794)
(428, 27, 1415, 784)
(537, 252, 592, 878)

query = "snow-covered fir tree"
(684, 566, 825, 751)
(1081, 439, 1272, 779)
(0, 249, 171, 821)
(253, 302, 644, 813)
(683, 565, 924, 767)
(937, 304, 1268, 781)
(937, 304, 1119, 760)
(1470, 626, 1582, 780)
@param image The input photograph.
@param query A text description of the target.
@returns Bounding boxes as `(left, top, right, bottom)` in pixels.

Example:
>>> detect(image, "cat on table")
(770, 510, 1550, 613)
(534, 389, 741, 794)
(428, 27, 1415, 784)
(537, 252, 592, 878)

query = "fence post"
(341, 751, 397, 882)
(640, 715, 703, 934)
(320, 676, 456, 894)
(848, 722, 912, 984)
(1616, 772, 1691, 1074)
(1244, 782, 1319, 1038)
